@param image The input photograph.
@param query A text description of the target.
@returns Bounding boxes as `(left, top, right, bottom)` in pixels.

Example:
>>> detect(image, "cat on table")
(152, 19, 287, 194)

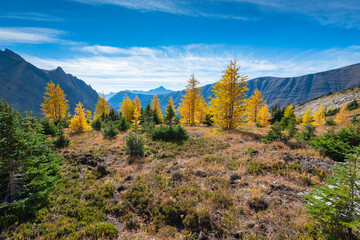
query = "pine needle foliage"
(0, 100, 62, 229)
(306, 148, 360, 239)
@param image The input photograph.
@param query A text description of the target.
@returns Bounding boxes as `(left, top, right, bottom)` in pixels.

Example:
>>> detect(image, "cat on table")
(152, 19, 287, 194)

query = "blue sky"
(1, 0, 360, 92)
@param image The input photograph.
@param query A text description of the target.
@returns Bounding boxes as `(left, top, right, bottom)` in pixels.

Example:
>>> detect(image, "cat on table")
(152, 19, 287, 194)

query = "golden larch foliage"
(69, 102, 91, 133)
(257, 104, 271, 127)
(246, 89, 265, 123)
(209, 59, 248, 130)
(178, 74, 203, 125)
(133, 96, 142, 111)
(121, 94, 135, 122)
(94, 94, 110, 120)
(284, 105, 295, 118)
(132, 105, 142, 133)
(152, 95, 163, 121)
(335, 106, 348, 125)
(196, 96, 208, 123)
(41, 81, 69, 121)
(86, 110, 92, 121)
(302, 109, 312, 125)
(312, 106, 325, 126)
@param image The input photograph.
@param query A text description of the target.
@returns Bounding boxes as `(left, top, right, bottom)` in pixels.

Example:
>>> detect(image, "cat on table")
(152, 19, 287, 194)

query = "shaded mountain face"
(0, 49, 99, 115)
(109, 63, 360, 112)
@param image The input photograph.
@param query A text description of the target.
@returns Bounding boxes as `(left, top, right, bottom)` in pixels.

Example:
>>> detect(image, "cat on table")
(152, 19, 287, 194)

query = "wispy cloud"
(229, 0, 360, 28)
(71, 0, 360, 27)
(0, 27, 65, 44)
(70, 0, 250, 20)
(0, 12, 63, 22)
(23, 44, 360, 93)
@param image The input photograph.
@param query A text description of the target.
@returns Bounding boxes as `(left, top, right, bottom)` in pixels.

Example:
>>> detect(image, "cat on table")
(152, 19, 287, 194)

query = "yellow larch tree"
(284, 105, 295, 118)
(86, 110, 92, 121)
(312, 106, 326, 126)
(121, 94, 135, 122)
(209, 59, 248, 130)
(257, 104, 271, 127)
(132, 104, 142, 133)
(178, 74, 202, 125)
(152, 95, 163, 121)
(302, 109, 312, 125)
(94, 93, 110, 120)
(246, 89, 265, 123)
(335, 106, 348, 125)
(41, 81, 69, 121)
(133, 96, 141, 112)
(69, 102, 91, 133)
(196, 96, 208, 123)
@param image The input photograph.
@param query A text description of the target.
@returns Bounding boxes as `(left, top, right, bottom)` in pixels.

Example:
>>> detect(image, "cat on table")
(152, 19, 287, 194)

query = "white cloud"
(23, 44, 360, 93)
(0, 27, 65, 44)
(0, 12, 63, 22)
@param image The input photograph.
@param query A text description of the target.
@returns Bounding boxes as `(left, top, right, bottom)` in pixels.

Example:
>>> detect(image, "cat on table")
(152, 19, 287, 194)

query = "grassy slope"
(4, 123, 339, 240)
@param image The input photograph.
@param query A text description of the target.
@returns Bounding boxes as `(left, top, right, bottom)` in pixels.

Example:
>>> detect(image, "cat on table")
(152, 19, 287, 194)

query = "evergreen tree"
(164, 99, 176, 127)
(94, 94, 110, 120)
(306, 148, 360, 239)
(270, 104, 284, 124)
(41, 81, 69, 121)
(0, 100, 62, 229)
(209, 59, 248, 130)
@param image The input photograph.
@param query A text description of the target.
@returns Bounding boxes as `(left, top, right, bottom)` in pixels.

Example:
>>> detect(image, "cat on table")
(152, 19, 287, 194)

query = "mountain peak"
(156, 86, 166, 90)
(1, 48, 24, 61)
(55, 66, 65, 73)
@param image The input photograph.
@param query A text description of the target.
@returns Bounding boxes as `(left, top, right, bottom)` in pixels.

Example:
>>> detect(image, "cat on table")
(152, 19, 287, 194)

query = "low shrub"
(151, 125, 189, 142)
(295, 124, 317, 142)
(262, 122, 288, 143)
(325, 118, 337, 126)
(41, 118, 59, 137)
(325, 108, 340, 117)
(116, 118, 131, 132)
(346, 99, 359, 111)
(91, 118, 102, 131)
(53, 134, 70, 148)
(309, 125, 360, 161)
(102, 124, 119, 139)
(125, 132, 145, 157)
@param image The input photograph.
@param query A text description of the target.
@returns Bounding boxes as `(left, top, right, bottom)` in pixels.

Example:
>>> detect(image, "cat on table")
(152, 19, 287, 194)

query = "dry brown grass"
(51, 124, 330, 239)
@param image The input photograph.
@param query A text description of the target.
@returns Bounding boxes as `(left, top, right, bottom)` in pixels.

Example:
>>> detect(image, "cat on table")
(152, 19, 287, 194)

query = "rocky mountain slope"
(0, 49, 99, 114)
(109, 63, 360, 112)
(294, 87, 360, 116)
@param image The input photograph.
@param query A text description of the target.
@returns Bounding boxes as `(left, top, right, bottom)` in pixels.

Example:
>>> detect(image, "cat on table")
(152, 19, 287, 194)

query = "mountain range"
(103, 86, 174, 100)
(0, 49, 99, 115)
(109, 63, 360, 112)
(2, 48, 360, 115)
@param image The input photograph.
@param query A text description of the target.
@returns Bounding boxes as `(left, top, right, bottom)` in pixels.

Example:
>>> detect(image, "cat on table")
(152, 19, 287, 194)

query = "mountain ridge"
(109, 63, 360, 112)
(0, 49, 99, 114)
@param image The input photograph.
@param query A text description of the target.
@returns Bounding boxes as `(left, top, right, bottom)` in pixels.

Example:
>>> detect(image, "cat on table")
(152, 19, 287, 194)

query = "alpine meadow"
(1, 0, 360, 239)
